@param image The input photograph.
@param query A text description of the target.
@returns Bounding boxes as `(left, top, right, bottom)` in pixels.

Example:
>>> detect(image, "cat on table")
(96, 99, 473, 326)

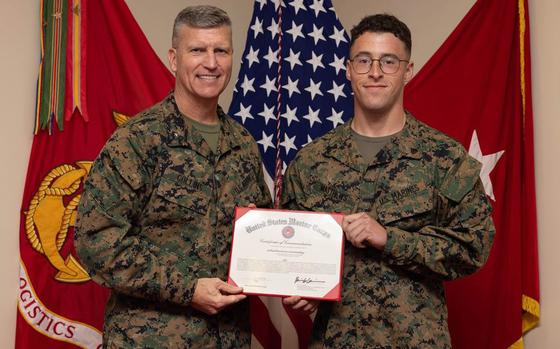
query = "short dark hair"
(172, 5, 231, 47)
(350, 14, 411, 57)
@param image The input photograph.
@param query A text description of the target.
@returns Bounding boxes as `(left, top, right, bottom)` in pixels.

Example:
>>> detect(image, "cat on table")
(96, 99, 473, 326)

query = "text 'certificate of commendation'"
(228, 207, 344, 301)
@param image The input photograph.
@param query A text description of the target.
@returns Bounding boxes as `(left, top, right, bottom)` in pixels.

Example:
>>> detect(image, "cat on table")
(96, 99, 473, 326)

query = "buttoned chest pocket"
(296, 170, 358, 213)
(375, 163, 435, 230)
(377, 189, 434, 229)
(218, 158, 265, 213)
(155, 166, 211, 220)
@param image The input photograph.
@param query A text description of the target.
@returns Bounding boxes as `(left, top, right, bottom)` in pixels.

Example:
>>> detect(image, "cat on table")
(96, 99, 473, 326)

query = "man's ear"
(168, 48, 177, 74)
(404, 61, 414, 84)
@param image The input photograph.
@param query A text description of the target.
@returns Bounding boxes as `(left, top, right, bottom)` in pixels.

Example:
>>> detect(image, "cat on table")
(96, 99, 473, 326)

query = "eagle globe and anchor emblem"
(281, 226, 295, 239)
(23, 113, 130, 283)
(24, 161, 93, 282)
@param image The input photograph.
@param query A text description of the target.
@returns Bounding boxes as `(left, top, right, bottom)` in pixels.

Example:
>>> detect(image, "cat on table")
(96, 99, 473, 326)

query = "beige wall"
(524, 0, 560, 347)
(1, 0, 557, 347)
(0, 1, 39, 347)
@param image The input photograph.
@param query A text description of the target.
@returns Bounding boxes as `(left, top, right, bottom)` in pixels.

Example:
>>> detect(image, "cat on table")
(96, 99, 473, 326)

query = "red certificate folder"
(228, 207, 344, 301)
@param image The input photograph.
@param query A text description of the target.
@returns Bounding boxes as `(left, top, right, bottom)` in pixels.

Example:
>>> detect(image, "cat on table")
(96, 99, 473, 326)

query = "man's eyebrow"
(352, 51, 372, 56)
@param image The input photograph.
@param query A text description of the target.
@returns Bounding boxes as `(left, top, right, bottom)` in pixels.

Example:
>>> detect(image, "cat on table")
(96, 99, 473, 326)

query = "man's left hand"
(342, 212, 387, 250)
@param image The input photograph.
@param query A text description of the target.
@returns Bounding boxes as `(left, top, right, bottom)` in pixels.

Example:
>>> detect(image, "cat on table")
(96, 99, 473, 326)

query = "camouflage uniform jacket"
(75, 94, 271, 348)
(282, 113, 495, 349)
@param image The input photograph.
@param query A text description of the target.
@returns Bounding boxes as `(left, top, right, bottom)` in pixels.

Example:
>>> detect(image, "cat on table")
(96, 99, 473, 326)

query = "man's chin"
(193, 89, 225, 101)
(361, 102, 389, 113)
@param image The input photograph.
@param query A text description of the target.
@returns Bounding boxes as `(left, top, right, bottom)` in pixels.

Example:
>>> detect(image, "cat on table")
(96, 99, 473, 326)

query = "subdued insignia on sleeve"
(440, 155, 482, 202)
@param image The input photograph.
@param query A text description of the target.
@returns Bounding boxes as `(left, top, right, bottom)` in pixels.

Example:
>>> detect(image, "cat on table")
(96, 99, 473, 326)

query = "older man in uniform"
(282, 14, 495, 348)
(75, 5, 271, 348)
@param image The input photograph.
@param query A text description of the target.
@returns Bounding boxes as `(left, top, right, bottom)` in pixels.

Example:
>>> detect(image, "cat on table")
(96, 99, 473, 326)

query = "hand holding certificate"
(228, 207, 344, 301)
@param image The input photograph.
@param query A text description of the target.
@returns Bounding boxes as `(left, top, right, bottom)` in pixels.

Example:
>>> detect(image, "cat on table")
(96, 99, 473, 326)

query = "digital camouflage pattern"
(282, 113, 495, 349)
(75, 94, 271, 348)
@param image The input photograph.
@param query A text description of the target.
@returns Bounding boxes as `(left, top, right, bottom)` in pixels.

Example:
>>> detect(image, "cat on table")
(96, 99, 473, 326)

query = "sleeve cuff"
(382, 227, 419, 264)
(163, 260, 198, 307)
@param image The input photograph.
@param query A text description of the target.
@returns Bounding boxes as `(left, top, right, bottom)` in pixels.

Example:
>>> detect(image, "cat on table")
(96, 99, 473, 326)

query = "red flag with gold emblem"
(404, 0, 539, 347)
(16, 1, 173, 347)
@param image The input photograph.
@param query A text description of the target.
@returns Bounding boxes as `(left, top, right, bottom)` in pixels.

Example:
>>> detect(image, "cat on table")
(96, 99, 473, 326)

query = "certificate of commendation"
(228, 207, 344, 301)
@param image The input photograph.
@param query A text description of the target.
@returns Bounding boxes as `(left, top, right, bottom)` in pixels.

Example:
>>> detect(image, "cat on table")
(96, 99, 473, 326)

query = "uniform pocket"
(374, 160, 435, 227)
(377, 185, 434, 229)
(155, 167, 211, 217)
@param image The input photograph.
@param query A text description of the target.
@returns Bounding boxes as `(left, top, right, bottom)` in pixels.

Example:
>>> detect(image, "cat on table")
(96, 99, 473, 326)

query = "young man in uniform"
(282, 14, 495, 348)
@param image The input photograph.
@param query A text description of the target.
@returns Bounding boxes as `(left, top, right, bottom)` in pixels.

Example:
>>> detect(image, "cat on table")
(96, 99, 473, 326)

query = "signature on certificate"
(294, 276, 326, 284)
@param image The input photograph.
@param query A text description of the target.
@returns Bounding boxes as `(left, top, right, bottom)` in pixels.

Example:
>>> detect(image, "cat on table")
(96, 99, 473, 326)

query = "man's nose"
(369, 59, 383, 77)
(203, 51, 218, 69)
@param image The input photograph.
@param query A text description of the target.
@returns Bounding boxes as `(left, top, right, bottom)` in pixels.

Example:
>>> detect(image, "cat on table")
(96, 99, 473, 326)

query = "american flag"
(228, 0, 353, 347)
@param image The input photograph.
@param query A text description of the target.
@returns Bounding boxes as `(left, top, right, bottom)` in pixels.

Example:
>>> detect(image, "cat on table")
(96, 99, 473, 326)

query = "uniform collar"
(324, 112, 424, 171)
(163, 93, 241, 158)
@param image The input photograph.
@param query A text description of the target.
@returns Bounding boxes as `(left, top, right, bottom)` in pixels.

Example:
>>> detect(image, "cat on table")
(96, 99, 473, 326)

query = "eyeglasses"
(348, 54, 409, 74)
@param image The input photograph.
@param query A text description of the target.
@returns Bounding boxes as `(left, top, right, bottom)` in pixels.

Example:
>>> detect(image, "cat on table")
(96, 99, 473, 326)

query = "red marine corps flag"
(404, 0, 539, 347)
(16, 1, 173, 348)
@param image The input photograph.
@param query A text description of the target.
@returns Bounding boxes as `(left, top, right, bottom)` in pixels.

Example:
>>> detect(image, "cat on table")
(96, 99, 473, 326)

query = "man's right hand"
(190, 278, 246, 315)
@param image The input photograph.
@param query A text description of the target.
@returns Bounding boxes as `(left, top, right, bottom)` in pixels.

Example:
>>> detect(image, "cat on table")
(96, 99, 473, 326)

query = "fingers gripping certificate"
(228, 207, 344, 301)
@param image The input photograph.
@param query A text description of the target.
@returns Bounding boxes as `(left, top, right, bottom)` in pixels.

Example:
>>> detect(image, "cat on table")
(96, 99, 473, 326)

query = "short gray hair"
(172, 5, 231, 47)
